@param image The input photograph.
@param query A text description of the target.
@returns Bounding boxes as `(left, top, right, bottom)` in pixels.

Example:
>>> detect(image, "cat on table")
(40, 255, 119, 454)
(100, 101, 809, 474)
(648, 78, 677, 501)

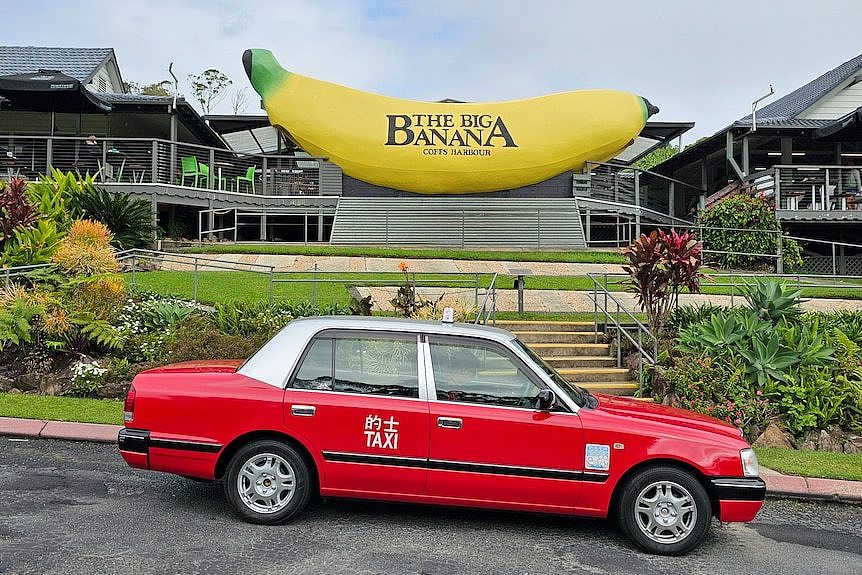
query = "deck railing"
(0, 135, 328, 196)
(744, 165, 861, 211)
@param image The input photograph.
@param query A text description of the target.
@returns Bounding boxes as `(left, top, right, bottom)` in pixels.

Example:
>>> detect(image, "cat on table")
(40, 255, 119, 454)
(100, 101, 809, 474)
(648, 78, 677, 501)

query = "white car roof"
(238, 316, 516, 387)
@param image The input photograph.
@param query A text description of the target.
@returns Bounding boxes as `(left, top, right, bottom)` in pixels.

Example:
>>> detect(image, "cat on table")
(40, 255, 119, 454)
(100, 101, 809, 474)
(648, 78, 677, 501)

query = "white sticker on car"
(364, 414, 400, 449)
(585, 443, 611, 471)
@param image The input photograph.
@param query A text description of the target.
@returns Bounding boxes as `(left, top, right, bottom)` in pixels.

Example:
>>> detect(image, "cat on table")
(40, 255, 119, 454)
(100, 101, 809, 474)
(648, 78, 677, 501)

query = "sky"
(2, 0, 861, 142)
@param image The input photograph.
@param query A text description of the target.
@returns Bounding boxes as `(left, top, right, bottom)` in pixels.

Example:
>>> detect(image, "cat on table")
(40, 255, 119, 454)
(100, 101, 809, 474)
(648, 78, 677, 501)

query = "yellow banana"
(243, 49, 656, 195)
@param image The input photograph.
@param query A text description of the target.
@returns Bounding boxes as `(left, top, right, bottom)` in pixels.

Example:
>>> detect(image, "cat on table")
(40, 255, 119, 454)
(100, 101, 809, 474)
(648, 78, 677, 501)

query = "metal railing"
(588, 273, 657, 389)
(474, 273, 499, 325)
(0, 135, 328, 197)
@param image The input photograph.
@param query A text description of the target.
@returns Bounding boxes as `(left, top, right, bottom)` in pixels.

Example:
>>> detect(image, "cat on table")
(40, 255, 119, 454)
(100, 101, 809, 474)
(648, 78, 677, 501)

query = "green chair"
(236, 166, 256, 194)
(198, 163, 226, 190)
(180, 156, 204, 187)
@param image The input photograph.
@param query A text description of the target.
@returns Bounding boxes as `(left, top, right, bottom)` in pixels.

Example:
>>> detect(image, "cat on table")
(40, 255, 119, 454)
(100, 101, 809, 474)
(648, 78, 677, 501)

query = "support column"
(726, 131, 745, 180)
(668, 182, 675, 217)
(207, 198, 214, 241)
(150, 194, 158, 241)
(260, 211, 267, 241)
(780, 137, 793, 165)
(742, 135, 750, 176)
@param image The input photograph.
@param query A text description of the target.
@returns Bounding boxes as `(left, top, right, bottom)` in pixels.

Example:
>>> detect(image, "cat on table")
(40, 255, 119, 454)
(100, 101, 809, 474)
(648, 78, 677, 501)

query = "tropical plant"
(349, 294, 374, 316)
(0, 219, 64, 266)
(621, 229, 702, 334)
(51, 219, 118, 276)
(743, 279, 803, 324)
(676, 312, 747, 354)
(0, 296, 42, 351)
(68, 185, 155, 248)
(736, 332, 800, 387)
(140, 301, 198, 331)
(0, 177, 38, 246)
(666, 302, 728, 331)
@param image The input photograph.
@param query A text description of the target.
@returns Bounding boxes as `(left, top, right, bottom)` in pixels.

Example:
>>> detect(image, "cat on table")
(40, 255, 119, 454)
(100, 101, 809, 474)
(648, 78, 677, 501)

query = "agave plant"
(743, 279, 803, 324)
(737, 332, 800, 387)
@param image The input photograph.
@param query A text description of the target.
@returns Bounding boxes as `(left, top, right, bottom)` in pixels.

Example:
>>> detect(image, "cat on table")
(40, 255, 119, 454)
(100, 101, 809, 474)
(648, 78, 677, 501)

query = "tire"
(223, 440, 312, 525)
(616, 465, 712, 555)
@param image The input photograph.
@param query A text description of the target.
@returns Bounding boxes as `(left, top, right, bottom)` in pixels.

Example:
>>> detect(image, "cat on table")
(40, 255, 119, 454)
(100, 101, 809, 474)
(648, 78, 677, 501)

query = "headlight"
(740, 448, 759, 477)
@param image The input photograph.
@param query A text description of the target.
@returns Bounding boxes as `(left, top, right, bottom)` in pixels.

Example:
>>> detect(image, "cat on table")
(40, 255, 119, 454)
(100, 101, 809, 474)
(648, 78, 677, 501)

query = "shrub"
(666, 303, 728, 332)
(697, 195, 802, 271)
(621, 229, 702, 334)
(0, 293, 42, 352)
(69, 184, 155, 248)
(0, 178, 38, 246)
(0, 219, 64, 266)
(165, 316, 270, 363)
(51, 219, 118, 276)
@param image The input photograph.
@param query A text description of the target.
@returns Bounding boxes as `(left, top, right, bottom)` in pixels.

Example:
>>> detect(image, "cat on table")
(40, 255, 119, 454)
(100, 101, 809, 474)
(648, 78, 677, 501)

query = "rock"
(842, 441, 859, 455)
(799, 430, 819, 451)
(8, 388, 22, 394)
(818, 427, 845, 453)
(13, 373, 42, 392)
(753, 423, 795, 449)
(0, 375, 15, 393)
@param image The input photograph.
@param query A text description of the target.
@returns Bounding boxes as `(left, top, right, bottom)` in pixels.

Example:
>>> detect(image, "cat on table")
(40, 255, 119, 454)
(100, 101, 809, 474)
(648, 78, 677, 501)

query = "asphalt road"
(0, 439, 860, 575)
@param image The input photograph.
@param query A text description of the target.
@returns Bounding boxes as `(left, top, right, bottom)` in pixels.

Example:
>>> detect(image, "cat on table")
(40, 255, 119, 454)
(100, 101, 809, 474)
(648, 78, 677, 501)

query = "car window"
(293, 337, 334, 390)
(333, 335, 419, 398)
(429, 340, 541, 408)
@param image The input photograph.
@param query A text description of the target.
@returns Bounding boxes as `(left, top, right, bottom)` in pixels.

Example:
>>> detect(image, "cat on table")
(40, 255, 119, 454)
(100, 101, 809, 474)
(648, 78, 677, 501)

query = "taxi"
(118, 315, 765, 555)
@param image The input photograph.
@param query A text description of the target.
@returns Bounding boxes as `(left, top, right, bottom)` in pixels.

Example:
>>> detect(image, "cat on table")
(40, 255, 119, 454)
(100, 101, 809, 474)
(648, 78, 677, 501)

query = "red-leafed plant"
(0, 178, 37, 248)
(622, 229, 702, 334)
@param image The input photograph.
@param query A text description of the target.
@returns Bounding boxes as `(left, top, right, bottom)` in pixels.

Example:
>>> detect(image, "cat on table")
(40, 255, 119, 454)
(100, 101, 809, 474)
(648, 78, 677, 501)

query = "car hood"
(142, 359, 245, 374)
(593, 393, 743, 440)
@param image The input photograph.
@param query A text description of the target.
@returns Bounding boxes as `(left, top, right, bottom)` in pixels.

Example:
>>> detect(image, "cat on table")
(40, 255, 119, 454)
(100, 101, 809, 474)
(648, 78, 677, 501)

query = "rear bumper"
(118, 428, 150, 469)
(710, 477, 766, 522)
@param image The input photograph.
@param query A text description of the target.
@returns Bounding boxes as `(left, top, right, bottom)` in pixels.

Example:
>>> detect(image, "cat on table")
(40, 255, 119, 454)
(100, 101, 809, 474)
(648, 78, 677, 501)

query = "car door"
(424, 335, 583, 511)
(283, 329, 429, 498)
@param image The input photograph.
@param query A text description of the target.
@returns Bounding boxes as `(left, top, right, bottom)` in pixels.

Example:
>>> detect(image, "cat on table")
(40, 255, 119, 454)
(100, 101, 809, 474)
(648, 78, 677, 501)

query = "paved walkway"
(157, 253, 626, 275)
(1, 416, 859, 502)
(353, 287, 862, 314)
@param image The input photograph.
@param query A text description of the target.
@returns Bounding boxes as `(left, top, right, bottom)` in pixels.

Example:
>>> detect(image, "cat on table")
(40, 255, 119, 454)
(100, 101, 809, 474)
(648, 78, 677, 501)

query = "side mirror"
(536, 389, 556, 411)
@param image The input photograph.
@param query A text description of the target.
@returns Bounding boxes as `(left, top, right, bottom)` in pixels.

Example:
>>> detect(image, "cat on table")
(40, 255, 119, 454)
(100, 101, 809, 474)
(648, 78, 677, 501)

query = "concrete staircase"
(494, 320, 641, 398)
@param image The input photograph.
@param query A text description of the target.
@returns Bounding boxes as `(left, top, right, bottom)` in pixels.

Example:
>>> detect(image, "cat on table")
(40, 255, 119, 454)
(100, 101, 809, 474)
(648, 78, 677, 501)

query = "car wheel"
(617, 465, 712, 555)
(224, 440, 311, 525)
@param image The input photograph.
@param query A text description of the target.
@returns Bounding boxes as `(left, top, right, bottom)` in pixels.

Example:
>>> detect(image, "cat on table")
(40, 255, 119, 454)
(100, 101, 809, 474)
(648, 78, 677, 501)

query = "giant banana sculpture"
(243, 49, 657, 194)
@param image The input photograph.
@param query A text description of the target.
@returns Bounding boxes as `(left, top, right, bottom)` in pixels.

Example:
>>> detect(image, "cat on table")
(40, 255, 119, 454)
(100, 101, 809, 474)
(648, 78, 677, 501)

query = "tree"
(634, 145, 679, 171)
(188, 69, 232, 114)
(230, 87, 250, 114)
(124, 80, 173, 97)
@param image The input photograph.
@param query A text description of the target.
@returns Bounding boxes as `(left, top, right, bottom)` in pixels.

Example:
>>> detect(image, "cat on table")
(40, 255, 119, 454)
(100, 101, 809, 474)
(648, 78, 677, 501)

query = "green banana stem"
(243, 49, 291, 101)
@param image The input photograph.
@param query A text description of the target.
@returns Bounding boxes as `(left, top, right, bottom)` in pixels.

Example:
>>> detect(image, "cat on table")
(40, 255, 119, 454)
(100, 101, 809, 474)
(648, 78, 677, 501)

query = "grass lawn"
(0, 393, 123, 425)
(755, 447, 862, 482)
(184, 244, 627, 264)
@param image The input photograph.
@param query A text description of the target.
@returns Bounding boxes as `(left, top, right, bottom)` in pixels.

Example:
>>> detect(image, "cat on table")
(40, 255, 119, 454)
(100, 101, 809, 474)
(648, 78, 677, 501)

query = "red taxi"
(118, 316, 764, 555)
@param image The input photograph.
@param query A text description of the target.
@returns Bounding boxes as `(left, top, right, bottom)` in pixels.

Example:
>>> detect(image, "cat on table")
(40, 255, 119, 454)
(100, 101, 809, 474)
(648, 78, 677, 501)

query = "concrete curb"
(2, 416, 860, 503)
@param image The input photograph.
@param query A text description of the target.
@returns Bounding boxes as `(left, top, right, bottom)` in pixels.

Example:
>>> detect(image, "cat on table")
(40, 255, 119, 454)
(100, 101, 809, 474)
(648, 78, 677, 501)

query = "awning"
(0, 69, 111, 113)
(813, 107, 862, 140)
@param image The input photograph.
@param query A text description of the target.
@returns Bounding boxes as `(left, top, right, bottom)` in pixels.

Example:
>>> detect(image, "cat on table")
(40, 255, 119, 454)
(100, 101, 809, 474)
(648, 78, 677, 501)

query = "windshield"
(512, 338, 592, 408)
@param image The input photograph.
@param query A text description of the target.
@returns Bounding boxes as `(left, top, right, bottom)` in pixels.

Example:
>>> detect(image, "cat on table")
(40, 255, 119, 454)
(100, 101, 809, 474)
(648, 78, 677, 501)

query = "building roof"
(653, 53, 862, 173)
(0, 46, 114, 84)
(737, 53, 862, 126)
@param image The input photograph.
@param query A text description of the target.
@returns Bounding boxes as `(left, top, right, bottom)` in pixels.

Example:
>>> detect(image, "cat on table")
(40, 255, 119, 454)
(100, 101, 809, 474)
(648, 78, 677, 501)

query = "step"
(527, 343, 610, 357)
(542, 356, 617, 369)
(512, 331, 600, 344)
(495, 320, 596, 332)
(579, 381, 639, 395)
(558, 368, 632, 382)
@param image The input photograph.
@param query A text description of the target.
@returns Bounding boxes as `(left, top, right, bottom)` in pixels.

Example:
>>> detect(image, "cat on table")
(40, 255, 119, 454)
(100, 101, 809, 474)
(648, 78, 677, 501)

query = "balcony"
(0, 135, 329, 196)
(745, 165, 862, 220)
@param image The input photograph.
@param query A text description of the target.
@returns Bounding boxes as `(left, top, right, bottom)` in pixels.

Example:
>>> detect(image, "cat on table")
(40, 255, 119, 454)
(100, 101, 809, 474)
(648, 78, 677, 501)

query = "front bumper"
(710, 477, 766, 522)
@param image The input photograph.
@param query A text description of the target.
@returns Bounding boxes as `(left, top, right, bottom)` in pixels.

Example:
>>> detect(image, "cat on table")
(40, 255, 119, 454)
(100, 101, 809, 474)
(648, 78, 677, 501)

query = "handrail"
(576, 197, 694, 226)
(584, 160, 707, 193)
(588, 272, 657, 391)
(475, 272, 498, 325)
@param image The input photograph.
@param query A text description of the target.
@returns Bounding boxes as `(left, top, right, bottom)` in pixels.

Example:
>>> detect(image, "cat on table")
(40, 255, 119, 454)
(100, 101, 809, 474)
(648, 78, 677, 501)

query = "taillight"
(124, 384, 136, 422)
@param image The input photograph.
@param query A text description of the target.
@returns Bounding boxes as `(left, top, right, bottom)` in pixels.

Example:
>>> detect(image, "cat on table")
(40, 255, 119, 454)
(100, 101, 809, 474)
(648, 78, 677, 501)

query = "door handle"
(437, 417, 462, 429)
(291, 405, 316, 417)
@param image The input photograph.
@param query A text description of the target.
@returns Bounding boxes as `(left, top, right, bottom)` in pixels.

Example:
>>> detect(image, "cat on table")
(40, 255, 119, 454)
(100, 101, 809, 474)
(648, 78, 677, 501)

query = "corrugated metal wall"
(330, 198, 586, 248)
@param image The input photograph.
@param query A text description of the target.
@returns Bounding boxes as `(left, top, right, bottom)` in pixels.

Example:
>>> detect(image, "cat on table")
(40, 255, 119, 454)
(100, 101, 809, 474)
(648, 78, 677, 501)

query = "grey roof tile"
(0, 46, 113, 83)
(738, 53, 862, 124)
